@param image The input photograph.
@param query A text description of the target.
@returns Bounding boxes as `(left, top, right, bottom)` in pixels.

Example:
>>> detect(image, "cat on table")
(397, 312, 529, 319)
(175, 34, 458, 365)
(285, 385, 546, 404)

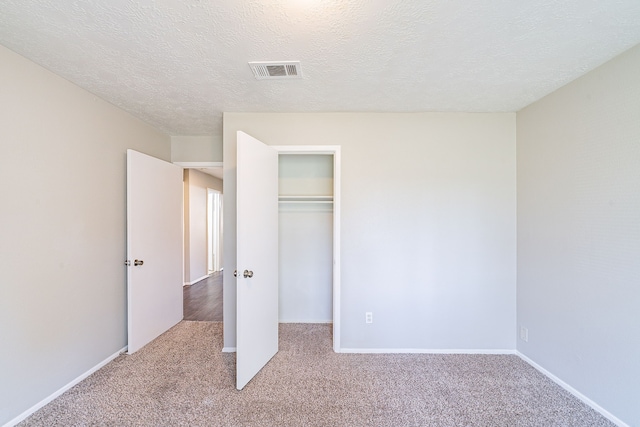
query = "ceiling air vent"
(248, 61, 302, 80)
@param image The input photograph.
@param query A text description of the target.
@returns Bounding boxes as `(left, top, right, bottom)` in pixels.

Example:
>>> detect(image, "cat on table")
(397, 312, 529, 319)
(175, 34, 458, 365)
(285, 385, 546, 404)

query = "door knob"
(134, 259, 144, 266)
(233, 270, 238, 277)
(243, 270, 253, 278)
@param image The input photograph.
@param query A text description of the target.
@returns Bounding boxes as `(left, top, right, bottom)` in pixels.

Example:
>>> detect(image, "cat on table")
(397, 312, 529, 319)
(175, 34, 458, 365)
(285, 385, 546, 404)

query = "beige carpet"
(20, 322, 613, 426)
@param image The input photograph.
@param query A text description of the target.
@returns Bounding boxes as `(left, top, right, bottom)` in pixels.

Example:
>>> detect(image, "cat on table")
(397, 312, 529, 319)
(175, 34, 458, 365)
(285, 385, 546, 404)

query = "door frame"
(273, 145, 341, 352)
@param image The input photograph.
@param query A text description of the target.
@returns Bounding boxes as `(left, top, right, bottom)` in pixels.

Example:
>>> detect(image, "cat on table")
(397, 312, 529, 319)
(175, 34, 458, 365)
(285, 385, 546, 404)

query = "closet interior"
(278, 154, 334, 323)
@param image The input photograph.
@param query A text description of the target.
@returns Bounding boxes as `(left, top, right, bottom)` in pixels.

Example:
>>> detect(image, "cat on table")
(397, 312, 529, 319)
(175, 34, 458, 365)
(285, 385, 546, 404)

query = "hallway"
(183, 272, 223, 321)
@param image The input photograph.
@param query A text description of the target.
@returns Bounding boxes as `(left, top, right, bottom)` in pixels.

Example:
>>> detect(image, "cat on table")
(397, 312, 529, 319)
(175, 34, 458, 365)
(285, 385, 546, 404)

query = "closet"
(278, 154, 334, 323)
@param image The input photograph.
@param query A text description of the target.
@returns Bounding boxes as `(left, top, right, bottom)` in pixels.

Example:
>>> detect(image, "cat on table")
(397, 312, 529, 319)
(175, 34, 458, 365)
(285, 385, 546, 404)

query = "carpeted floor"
(20, 322, 613, 426)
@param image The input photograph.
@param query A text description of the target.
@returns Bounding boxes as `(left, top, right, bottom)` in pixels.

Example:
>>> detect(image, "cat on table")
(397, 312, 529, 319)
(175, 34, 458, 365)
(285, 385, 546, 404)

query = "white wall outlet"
(365, 312, 373, 324)
(520, 326, 529, 342)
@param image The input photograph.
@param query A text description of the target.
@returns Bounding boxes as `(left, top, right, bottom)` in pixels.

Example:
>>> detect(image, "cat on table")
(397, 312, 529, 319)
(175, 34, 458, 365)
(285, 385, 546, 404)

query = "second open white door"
(236, 131, 279, 390)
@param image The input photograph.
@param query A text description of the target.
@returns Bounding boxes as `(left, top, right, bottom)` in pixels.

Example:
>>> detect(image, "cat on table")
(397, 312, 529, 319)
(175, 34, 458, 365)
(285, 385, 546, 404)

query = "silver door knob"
(243, 270, 253, 278)
(233, 270, 238, 277)
(134, 259, 144, 266)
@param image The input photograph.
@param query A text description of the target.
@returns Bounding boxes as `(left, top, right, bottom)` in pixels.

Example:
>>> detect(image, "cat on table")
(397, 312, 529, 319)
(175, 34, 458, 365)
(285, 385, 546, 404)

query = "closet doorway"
(274, 146, 341, 351)
(231, 136, 341, 388)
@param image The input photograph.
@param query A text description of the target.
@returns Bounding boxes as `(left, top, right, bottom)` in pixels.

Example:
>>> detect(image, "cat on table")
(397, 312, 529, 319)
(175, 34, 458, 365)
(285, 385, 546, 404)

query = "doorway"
(207, 188, 223, 274)
(178, 163, 224, 322)
(278, 154, 333, 324)
(274, 145, 341, 351)
(223, 141, 341, 354)
(179, 164, 223, 285)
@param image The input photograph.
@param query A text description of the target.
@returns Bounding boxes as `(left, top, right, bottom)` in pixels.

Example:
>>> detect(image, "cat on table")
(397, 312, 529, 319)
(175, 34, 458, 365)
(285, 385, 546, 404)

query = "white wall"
(279, 206, 333, 322)
(0, 45, 170, 425)
(223, 112, 516, 351)
(184, 169, 222, 284)
(517, 44, 640, 426)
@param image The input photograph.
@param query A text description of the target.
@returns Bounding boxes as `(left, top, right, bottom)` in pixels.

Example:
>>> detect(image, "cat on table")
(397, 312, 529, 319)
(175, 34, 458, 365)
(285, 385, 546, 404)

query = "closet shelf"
(278, 195, 333, 203)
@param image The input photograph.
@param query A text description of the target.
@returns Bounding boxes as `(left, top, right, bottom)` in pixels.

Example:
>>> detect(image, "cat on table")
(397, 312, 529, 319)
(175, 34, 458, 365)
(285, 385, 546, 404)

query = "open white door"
(236, 131, 279, 389)
(127, 149, 183, 354)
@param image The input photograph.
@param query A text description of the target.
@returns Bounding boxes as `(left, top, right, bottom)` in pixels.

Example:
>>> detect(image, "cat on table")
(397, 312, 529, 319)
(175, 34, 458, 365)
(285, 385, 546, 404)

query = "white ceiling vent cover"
(248, 61, 302, 80)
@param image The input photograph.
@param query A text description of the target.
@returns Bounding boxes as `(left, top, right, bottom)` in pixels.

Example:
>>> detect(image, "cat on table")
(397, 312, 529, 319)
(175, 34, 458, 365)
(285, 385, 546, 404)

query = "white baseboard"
(279, 320, 332, 324)
(338, 348, 516, 354)
(516, 351, 628, 427)
(3, 346, 127, 427)
(185, 274, 210, 286)
(222, 347, 236, 353)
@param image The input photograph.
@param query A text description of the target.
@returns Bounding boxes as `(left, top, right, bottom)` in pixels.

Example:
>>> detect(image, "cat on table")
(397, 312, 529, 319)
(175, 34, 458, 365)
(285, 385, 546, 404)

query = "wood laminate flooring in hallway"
(183, 272, 223, 321)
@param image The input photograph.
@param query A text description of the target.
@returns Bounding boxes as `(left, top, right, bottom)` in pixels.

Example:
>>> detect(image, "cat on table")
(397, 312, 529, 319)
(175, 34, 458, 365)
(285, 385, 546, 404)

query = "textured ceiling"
(1, 1, 639, 136)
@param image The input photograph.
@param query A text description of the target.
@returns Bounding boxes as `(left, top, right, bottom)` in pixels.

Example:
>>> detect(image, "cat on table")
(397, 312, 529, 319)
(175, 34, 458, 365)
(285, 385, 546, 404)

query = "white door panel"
(236, 132, 279, 389)
(127, 149, 183, 354)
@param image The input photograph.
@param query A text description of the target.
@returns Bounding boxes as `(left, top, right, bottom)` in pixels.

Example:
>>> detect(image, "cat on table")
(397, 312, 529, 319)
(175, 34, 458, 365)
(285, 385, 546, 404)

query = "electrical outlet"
(520, 326, 529, 342)
(365, 312, 373, 324)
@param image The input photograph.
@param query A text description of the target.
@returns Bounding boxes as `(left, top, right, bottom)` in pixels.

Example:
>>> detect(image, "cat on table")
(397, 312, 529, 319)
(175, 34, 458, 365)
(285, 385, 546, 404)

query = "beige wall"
(223, 112, 517, 351)
(0, 45, 170, 425)
(183, 169, 222, 284)
(171, 135, 222, 162)
(517, 44, 640, 426)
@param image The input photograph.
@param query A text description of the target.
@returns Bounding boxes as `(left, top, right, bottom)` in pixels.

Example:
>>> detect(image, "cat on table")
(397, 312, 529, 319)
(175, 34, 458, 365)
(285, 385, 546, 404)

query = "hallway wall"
(183, 169, 222, 285)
